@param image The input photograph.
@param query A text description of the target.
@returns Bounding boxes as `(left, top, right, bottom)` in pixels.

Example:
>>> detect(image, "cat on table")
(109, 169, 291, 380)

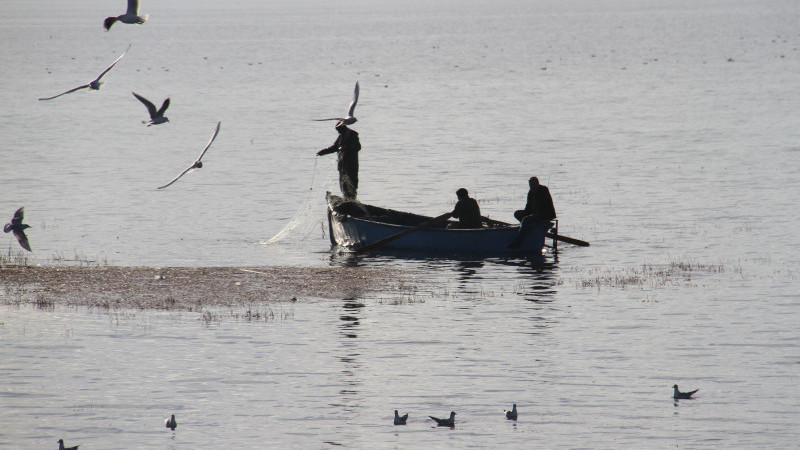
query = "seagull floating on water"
(505, 403, 517, 421)
(165, 414, 177, 431)
(4, 207, 31, 252)
(39, 45, 131, 101)
(314, 81, 359, 126)
(57, 439, 79, 450)
(394, 410, 408, 425)
(104, 0, 148, 31)
(157, 121, 221, 189)
(673, 384, 699, 399)
(132, 92, 170, 126)
(429, 411, 456, 428)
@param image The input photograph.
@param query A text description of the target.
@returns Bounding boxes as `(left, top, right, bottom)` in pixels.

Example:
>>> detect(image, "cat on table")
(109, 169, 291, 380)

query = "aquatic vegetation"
(570, 259, 743, 290)
(0, 266, 416, 311)
(33, 294, 54, 310)
(0, 248, 30, 267)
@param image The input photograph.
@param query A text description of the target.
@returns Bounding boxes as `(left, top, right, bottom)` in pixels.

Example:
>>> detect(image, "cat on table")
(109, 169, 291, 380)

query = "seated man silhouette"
(508, 177, 556, 248)
(449, 188, 482, 229)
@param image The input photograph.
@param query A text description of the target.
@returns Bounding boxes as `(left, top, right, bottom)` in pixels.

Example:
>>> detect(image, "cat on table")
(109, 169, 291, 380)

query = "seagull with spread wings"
(38, 45, 131, 101)
(314, 81, 359, 125)
(132, 92, 170, 126)
(104, 0, 149, 31)
(157, 122, 222, 190)
(4, 207, 31, 252)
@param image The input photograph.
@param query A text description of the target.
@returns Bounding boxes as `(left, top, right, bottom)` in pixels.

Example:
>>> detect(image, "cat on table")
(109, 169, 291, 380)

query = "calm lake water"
(1, 0, 799, 448)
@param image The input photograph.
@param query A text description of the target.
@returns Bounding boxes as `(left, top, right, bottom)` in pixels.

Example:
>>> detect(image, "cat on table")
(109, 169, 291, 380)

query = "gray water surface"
(1, 0, 799, 447)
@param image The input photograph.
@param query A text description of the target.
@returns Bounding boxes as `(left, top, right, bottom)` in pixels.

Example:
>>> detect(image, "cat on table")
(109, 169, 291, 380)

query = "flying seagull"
(394, 410, 408, 425)
(4, 207, 31, 252)
(314, 81, 359, 125)
(429, 411, 456, 428)
(132, 92, 170, 126)
(104, 0, 148, 31)
(673, 384, 699, 399)
(57, 439, 79, 450)
(505, 403, 517, 421)
(38, 45, 131, 101)
(157, 121, 222, 189)
(165, 414, 177, 431)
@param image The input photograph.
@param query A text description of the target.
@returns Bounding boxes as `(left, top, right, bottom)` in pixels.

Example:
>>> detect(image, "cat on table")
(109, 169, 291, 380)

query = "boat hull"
(326, 194, 551, 255)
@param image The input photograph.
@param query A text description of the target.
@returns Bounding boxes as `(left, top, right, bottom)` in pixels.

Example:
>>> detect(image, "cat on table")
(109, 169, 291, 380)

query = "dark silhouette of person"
(449, 188, 482, 229)
(317, 122, 361, 199)
(514, 176, 556, 222)
(508, 177, 556, 248)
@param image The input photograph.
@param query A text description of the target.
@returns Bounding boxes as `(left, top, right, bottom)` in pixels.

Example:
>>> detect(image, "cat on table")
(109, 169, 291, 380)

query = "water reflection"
(328, 248, 561, 302)
(332, 296, 364, 412)
(491, 256, 560, 302)
(328, 250, 365, 268)
(456, 260, 484, 282)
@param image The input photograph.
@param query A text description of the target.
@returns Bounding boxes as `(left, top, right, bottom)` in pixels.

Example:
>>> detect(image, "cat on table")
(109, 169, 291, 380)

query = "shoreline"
(0, 265, 418, 311)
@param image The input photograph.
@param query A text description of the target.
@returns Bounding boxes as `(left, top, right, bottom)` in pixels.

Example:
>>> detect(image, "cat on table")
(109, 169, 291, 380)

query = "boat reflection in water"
(328, 248, 560, 304)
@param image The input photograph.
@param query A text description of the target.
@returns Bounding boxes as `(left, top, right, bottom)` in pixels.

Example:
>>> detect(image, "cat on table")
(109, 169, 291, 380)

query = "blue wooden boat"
(326, 193, 557, 254)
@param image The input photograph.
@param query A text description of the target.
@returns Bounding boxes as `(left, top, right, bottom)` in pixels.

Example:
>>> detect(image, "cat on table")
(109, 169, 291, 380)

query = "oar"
(481, 216, 590, 247)
(545, 232, 590, 247)
(358, 213, 452, 253)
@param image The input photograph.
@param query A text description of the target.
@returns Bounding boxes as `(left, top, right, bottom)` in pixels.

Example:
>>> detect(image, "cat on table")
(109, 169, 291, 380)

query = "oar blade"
(546, 232, 590, 247)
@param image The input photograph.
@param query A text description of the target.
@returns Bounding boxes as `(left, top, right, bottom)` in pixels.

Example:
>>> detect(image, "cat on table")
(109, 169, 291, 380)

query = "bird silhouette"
(104, 0, 148, 31)
(132, 92, 170, 126)
(314, 81, 359, 125)
(165, 414, 177, 431)
(505, 403, 517, 421)
(673, 384, 699, 399)
(39, 45, 131, 101)
(57, 439, 79, 450)
(157, 121, 221, 189)
(394, 410, 408, 425)
(4, 207, 31, 251)
(429, 411, 456, 428)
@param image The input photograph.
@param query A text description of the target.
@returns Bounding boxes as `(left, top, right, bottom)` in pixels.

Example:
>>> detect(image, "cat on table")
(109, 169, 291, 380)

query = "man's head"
(335, 121, 348, 133)
(456, 188, 469, 199)
(529, 176, 540, 188)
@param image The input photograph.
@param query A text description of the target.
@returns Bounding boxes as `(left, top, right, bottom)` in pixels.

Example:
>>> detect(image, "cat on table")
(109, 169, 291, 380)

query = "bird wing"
(346, 81, 359, 117)
(157, 98, 171, 117)
(157, 122, 220, 190)
(194, 121, 221, 162)
(94, 44, 131, 82)
(127, 0, 140, 15)
(313, 117, 344, 122)
(11, 207, 24, 225)
(38, 84, 91, 101)
(156, 165, 194, 190)
(132, 92, 158, 118)
(14, 229, 31, 251)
